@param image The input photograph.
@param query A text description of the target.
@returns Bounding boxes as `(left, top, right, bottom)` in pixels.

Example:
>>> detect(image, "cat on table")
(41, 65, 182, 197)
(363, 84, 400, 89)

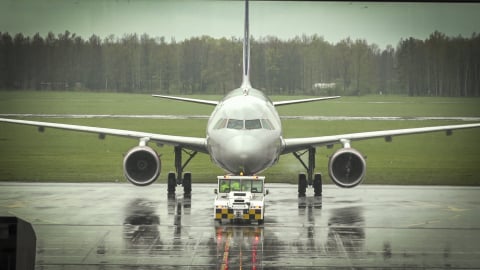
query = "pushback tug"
(214, 175, 268, 224)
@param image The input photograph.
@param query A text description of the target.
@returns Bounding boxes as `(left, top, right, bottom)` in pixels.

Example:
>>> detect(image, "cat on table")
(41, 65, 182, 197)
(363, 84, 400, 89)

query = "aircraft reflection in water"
(123, 196, 193, 252)
(123, 198, 162, 253)
(214, 202, 365, 268)
(326, 207, 365, 259)
(121, 195, 366, 268)
(296, 199, 365, 262)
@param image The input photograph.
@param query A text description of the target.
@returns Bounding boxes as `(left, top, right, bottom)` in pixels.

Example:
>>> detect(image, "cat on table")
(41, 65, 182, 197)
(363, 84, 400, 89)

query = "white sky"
(1, 0, 480, 49)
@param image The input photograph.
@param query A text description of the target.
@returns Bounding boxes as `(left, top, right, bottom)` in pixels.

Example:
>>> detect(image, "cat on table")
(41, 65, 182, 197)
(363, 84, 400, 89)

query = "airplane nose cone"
(224, 135, 265, 174)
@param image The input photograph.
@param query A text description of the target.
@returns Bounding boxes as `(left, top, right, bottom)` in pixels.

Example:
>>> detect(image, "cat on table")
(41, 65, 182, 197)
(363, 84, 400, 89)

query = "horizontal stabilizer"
(273, 96, 340, 106)
(152, 95, 218, 106)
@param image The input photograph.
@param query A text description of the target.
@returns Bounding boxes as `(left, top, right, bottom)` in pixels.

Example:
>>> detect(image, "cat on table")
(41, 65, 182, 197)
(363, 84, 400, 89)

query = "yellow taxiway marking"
(5, 201, 26, 208)
(447, 206, 469, 212)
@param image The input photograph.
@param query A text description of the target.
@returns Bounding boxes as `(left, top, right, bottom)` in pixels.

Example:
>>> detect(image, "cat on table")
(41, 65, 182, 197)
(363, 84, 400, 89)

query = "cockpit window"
(214, 118, 228, 129)
(226, 119, 244, 129)
(245, 119, 262, 130)
(221, 118, 275, 130)
(261, 119, 274, 130)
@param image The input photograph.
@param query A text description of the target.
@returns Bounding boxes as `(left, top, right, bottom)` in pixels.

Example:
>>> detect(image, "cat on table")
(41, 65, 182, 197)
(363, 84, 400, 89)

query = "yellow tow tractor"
(214, 176, 268, 224)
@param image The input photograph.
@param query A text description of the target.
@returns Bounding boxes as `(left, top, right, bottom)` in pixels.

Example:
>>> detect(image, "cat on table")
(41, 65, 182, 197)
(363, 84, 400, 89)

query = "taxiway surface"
(1, 183, 479, 269)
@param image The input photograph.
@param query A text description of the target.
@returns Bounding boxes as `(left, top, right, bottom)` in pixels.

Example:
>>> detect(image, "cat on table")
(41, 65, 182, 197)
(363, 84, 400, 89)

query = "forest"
(0, 31, 479, 96)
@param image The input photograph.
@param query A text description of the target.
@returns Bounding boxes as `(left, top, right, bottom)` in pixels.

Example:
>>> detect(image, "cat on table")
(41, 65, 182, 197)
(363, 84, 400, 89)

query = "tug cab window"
(251, 180, 263, 193)
(217, 179, 263, 193)
(230, 179, 241, 191)
(219, 179, 230, 192)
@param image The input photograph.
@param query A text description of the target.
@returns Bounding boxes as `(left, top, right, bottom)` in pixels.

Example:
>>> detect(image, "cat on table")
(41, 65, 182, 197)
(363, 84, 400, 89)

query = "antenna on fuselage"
(241, 0, 251, 95)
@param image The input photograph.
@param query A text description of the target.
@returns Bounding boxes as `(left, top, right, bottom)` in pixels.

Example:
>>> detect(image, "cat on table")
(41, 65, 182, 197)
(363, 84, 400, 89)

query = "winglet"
(241, 0, 251, 92)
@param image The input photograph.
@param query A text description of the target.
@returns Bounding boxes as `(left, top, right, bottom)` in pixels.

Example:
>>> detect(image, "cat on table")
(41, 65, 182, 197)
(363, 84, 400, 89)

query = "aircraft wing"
(152, 95, 218, 106)
(0, 117, 208, 153)
(273, 96, 340, 106)
(282, 123, 480, 154)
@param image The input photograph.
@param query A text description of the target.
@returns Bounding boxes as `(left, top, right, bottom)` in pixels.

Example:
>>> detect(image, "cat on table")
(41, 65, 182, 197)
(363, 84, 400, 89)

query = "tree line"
(1, 30, 479, 96)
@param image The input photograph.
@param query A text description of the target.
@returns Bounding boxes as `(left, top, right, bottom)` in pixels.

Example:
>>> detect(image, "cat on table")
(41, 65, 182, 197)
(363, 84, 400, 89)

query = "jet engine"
(328, 148, 366, 188)
(123, 146, 161, 186)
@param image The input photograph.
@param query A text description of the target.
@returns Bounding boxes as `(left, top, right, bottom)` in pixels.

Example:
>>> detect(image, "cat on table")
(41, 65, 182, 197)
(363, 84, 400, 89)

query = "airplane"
(1, 0, 479, 197)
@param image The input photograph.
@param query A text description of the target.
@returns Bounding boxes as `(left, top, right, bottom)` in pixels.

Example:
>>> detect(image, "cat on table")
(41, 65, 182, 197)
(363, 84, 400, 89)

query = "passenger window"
(227, 119, 243, 129)
(245, 119, 262, 130)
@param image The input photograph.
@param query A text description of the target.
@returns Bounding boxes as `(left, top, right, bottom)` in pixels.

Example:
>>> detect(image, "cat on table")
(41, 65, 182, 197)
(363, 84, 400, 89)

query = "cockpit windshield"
(214, 118, 275, 130)
(245, 119, 261, 129)
(226, 119, 243, 129)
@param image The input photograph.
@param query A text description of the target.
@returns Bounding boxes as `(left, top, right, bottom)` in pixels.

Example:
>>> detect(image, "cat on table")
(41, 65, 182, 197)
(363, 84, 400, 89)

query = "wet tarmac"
(1, 183, 480, 269)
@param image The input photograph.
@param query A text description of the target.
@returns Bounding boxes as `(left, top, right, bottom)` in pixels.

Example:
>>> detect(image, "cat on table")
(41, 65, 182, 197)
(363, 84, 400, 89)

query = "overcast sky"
(1, 0, 479, 49)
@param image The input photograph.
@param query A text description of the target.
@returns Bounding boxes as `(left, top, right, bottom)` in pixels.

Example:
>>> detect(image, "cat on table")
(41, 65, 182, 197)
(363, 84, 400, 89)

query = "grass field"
(1, 90, 480, 185)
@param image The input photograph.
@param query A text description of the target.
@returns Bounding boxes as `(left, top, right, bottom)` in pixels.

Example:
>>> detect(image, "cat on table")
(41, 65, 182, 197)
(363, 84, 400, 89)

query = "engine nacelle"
(328, 148, 366, 188)
(123, 146, 161, 186)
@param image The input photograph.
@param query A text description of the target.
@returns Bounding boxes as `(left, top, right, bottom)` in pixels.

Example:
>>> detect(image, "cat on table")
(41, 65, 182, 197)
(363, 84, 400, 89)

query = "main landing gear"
(168, 146, 197, 196)
(293, 147, 322, 197)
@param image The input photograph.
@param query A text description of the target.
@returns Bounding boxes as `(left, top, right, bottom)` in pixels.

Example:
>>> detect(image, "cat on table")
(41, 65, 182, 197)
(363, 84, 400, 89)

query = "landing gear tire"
(313, 173, 322, 197)
(167, 172, 176, 195)
(298, 173, 307, 197)
(183, 172, 192, 195)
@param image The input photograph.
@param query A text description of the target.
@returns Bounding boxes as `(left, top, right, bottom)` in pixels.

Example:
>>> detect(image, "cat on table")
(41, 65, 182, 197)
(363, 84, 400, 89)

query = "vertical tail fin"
(241, 0, 251, 91)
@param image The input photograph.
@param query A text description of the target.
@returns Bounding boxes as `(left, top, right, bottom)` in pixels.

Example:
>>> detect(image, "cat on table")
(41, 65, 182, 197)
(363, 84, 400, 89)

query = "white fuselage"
(206, 87, 283, 175)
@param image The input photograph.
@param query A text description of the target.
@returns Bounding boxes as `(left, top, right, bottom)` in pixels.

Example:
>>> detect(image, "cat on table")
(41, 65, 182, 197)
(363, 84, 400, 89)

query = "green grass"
(1, 91, 479, 117)
(0, 91, 215, 115)
(276, 95, 480, 117)
(1, 90, 480, 185)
